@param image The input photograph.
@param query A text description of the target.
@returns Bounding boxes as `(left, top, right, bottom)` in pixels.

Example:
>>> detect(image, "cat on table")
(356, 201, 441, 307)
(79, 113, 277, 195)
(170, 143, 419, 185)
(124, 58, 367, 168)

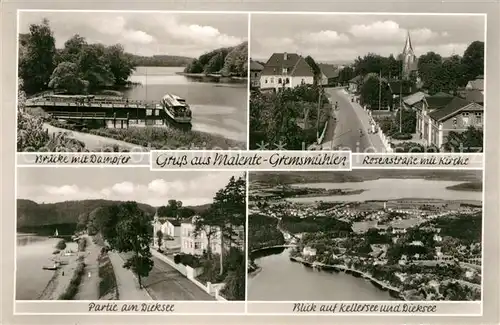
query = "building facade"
(260, 52, 315, 89)
(180, 216, 245, 256)
(415, 95, 483, 148)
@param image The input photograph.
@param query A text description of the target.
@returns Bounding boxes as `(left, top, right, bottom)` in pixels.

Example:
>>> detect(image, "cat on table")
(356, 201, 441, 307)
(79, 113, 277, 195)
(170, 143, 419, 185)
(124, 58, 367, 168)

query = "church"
(401, 31, 418, 80)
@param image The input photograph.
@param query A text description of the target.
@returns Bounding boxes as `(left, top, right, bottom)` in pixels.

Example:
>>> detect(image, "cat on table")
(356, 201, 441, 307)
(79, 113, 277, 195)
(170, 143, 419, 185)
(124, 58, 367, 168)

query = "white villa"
(260, 52, 315, 89)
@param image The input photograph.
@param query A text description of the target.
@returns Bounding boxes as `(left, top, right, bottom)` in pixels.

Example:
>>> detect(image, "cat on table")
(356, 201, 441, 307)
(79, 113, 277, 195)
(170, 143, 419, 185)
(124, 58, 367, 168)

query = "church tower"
(402, 31, 417, 79)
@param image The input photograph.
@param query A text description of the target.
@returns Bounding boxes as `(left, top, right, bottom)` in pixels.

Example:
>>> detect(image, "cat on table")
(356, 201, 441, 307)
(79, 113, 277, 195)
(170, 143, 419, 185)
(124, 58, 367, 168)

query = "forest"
(184, 41, 248, 77)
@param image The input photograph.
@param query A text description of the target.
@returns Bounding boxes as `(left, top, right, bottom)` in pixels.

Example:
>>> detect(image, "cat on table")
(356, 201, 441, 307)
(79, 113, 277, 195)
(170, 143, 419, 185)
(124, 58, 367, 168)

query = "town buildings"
(260, 52, 315, 89)
(406, 92, 484, 148)
(318, 63, 339, 86)
(401, 31, 418, 80)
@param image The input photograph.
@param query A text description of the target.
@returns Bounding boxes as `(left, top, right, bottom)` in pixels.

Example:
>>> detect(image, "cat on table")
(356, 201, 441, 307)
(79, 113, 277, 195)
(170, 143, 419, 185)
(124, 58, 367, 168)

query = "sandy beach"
(37, 241, 83, 300)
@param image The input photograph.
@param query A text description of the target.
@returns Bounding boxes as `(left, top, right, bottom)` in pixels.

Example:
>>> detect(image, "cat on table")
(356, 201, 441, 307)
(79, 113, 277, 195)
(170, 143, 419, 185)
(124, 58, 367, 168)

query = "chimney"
(284, 52, 288, 60)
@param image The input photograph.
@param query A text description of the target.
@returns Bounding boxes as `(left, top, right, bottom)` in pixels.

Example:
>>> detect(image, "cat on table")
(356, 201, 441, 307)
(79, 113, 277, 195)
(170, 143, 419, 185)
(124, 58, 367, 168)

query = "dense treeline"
(127, 54, 193, 67)
(281, 216, 352, 234)
(430, 214, 482, 243)
(248, 170, 482, 185)
(16, 198, 156, 228)
(248, 214, 285, 251)
(184, 41, 248, 77)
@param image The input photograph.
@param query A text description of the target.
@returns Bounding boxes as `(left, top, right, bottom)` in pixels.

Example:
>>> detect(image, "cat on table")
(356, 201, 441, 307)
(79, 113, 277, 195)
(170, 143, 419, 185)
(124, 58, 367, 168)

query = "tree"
(359, 76, 391, 109)
(395, 109, 417, 134)
(444, 127, 483, 152)
(462, 41, 484, 83)
(106, 202, 154, 288)
(156, 230, 163, 249)
(58, 34, 87, 64)
(338, 66, 354, 85)
(19, 18, 56, 94)
(48, 61, 88, 94)
(204, 51, 225, 74)
(304, 56, 321, 84)
(77, 44, 115, 91)
(105, 44, 135, 85)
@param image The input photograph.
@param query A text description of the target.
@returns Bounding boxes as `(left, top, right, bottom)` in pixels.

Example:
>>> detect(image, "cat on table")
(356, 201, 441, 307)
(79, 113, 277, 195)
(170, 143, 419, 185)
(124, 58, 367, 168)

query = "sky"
(251, 14, 485, 63)
(17, 168, 244, 207)
(18, 11, 248, 57)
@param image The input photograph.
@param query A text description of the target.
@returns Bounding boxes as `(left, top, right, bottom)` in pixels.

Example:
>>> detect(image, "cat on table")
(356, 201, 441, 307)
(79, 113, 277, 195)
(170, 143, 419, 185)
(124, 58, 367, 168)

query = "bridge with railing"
(26, 97, 157, 110)
(47, 111, 129, 121)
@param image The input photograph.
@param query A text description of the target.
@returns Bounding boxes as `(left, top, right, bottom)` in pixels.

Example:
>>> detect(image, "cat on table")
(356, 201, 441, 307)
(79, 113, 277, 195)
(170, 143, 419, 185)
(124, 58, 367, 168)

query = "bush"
(78, 238, 87, 252)
(174, 254, 181, 264)
(392, 133, 412, 140)
(55, 240, 67, 250)
(98, 252, 119, 299)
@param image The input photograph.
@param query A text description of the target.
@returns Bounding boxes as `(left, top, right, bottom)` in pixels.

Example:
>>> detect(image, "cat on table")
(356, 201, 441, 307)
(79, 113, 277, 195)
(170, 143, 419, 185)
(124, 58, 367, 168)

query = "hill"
(184, 41, 248, 77)
(16, 199, 156, 229)
(249, 170, 482, 185)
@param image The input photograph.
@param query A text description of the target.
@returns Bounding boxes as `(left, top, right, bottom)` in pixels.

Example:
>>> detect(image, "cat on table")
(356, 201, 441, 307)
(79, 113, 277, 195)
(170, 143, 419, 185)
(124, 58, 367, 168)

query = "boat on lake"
(49, 229, 59, 238)
(158, 94, 192, 124)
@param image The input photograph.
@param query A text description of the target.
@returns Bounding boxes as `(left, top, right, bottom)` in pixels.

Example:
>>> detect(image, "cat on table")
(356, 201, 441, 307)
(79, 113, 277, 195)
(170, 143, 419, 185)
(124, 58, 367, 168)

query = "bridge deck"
(26, 99, 158, 109)
(47, 111, 130, 121)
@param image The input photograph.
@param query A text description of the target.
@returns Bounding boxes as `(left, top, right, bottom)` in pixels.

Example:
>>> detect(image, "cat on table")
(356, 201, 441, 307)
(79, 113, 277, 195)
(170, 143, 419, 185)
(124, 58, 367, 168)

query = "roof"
(261, 53, 314, 77)
(349, 75, 363, 83)
(464, 89, 484, 104)
(466, 78, 484, 91)
(318, 63, 339, 79)
(250, 60, 264, 71)
(403, 91, 427, 106)
(425, 93, 455, 110)
(166, 219, 182, 227)
(388, 80, 417, 95)
(428, 97, 483, 122)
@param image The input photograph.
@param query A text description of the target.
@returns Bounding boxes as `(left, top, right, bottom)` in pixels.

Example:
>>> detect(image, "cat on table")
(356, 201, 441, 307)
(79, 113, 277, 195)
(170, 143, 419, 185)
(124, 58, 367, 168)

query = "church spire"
(403, 30, 413, 54)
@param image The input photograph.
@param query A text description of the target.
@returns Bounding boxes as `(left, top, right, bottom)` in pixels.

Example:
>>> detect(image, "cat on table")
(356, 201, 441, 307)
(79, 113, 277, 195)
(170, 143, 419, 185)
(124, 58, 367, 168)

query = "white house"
(180, 216, 244, 256)
(260, 52, 315, 89)
(302, 246, 317, 257)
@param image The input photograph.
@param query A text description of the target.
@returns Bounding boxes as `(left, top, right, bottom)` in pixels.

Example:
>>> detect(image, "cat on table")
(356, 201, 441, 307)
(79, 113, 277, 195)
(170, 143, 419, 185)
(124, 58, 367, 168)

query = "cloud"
(18, 172, 240, 207)
(18, 12, 246, 57)
(300, 30, 350, 45)
(348, 20, 440, 43)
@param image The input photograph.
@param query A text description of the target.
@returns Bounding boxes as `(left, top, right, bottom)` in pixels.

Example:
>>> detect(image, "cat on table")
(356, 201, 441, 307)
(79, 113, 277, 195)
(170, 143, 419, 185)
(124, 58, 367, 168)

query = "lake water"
(16, 234, 61, 300)
(287, 178, 482, 203)
(248, 248, 396, 301)
(126, 66, 248, 143)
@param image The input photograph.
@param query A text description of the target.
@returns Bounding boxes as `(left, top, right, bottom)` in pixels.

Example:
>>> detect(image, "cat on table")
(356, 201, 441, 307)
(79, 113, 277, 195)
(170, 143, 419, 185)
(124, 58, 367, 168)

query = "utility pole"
(378, 70, 382, 111)
(316, 84, 322, 141)
(399, 67, 403, 133)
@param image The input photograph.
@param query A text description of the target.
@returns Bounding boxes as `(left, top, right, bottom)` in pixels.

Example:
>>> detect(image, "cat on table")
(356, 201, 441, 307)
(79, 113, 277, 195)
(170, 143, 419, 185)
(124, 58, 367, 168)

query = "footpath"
(340, 89, 388, 151)
(75, 236, 100, 300)
(108, 251, 152, 300)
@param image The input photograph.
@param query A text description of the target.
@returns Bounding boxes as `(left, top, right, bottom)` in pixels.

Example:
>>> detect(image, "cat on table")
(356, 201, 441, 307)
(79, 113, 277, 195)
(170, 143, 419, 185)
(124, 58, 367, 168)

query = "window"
(286, 78, 290, 84)
(462, 112, 470, 126)
(278, 78, 282, 84)
(195, 242, 201, 250)
(475, 112, 482, 124)
(146, 109, 152, 116)
(265, 79, 268, 84)
(301, 78, 305, 84)
(270, 77, 274, 83)
(282, 68, 288, 74)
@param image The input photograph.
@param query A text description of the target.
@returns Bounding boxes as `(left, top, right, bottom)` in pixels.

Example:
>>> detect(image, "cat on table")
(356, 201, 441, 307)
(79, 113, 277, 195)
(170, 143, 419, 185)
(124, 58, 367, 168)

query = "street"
(321, 88, 386, 152)
(141, 256, 215, 301)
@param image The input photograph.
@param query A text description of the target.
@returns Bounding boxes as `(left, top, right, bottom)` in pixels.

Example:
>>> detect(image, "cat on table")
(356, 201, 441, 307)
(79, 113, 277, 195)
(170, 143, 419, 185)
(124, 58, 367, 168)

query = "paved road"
(108, 252, 152, 300)
(321, 88, 386, 152)
(44, 123, 146, 152)
(141, 256, 215, 301)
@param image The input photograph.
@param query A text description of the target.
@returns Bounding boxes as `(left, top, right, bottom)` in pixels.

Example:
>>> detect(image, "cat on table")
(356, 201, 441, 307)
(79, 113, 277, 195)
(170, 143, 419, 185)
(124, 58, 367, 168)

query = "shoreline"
(175, 72, 247, 80)
(289, 256, 404, 300)
(35, 241, 81, 300)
